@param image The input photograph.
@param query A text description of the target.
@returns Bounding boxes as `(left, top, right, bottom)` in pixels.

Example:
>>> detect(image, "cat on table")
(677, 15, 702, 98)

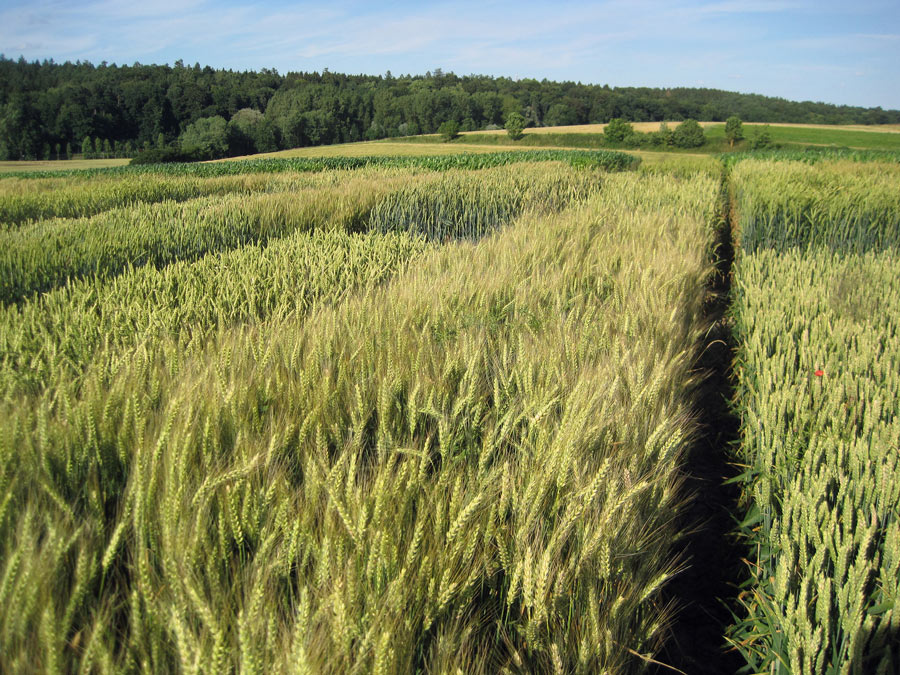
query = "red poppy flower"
(814, 369, 824, 377)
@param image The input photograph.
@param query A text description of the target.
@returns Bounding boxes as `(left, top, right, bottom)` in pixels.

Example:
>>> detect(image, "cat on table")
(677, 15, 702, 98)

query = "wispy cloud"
(689, 0, 806, 14)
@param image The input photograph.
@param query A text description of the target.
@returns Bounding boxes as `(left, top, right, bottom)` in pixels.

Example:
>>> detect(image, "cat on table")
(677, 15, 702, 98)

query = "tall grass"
(636, 153, 722, 179)
(0, 174, 396, 304)
(0, 171, 717, 673)
(730, 249, 900, 674)
(722, 147, 900, 168)
(368, 163, 600, 240)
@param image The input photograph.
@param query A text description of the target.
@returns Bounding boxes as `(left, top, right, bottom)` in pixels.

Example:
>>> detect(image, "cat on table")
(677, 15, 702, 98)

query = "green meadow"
(388, 121, 900, 153)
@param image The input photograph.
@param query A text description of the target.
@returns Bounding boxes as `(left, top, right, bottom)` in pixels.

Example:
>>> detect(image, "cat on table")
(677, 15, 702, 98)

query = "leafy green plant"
(603, 118, 634, 143)
(724, 116, 744, 148)
(749, 124, 773, 150)
(672, 119, 705, 148)
(438, 120, 460, 142)
(505, 112, 526, 140)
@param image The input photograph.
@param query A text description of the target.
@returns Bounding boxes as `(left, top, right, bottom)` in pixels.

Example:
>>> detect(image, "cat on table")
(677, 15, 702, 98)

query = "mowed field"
(405, 121, 900, 152)
(0, 158, 131, 174)
(466, 121, 900, 135)
(0, 144, 898, 674)
(222, 141, 530, 162)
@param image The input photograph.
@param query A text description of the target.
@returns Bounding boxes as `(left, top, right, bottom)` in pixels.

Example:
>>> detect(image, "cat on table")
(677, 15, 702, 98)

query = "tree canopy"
(604, 118, 634, 143)
(505, 112, 526, 140)
(438, 120, 460, 142)
(725, 116, 744, 147)
(179, 116, 229, 158)
(672, 119, 705, 148)
(0, 55, 897, 160)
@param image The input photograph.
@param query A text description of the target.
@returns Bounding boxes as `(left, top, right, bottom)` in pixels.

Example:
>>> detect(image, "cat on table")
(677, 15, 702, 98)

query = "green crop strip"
(0, 149, 638, 180)
(728, 159, 900, 673)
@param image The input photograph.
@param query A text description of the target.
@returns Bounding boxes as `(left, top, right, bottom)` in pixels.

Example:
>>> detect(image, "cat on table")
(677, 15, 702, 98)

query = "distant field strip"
(0, 151, 621, 224)
(0, 171, 327, 225)
(0, 169, 720, 673)
(0, 158, 131, 174)
(706, 124, 900, 150)
(724, 147, 900, 167)
(396, 122, 900, 153)
(463, 122, 900, 136)
(0, 148, 637, 180)
(729, 160, 900, 673)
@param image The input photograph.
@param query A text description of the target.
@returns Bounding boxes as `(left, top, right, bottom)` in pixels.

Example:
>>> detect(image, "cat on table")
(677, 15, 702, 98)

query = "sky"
(2, 0, 899, 110)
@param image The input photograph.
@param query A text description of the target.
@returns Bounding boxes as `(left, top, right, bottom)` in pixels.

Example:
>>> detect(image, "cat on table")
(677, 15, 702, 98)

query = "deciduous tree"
(604, 118, 633, 143)
(672, 119, 705, 148)
(725, 115, 744, 147)
(438, 120, 460, 142)
(505, 112, 525, 140)
(179, 116, 229, 158)
(749, 124, 773, 150)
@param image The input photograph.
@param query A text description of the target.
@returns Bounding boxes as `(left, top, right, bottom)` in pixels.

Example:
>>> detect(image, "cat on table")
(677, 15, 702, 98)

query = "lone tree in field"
(749, 124, 773, 150)
(725, 115, 744, 147)
(505, 111, 526, 140)
(438, 120, 460, 142)
(604, 118, 633, 143)
(673, 119, 705, 148)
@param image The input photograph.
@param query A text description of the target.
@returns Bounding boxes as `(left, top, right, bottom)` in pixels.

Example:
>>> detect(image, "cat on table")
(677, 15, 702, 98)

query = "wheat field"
(1, 147, 897, 673)
(0, 154, 727, 672)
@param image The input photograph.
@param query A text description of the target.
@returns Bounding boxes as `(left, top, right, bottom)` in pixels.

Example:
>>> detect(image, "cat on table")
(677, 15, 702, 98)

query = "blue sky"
(2, 0, 899, 110)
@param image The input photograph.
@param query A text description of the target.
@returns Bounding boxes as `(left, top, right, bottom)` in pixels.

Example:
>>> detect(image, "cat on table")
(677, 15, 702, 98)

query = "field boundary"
(653, 170, 744, 673)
